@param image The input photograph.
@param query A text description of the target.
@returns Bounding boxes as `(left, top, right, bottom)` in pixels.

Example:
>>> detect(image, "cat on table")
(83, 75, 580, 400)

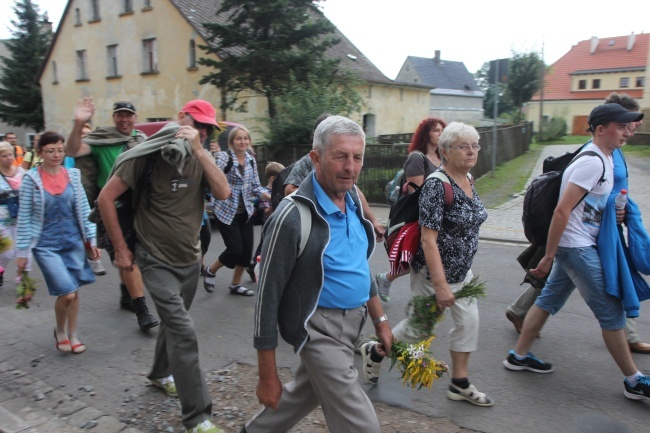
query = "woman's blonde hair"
(0, 141, 13, 155)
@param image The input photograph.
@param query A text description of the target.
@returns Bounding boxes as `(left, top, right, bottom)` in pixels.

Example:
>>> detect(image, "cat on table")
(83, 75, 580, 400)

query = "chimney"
(627, 32, 636, 50)
(40, 13, 53, 35)
(590, 36, 598, 54)
(434, 50, 441, 64)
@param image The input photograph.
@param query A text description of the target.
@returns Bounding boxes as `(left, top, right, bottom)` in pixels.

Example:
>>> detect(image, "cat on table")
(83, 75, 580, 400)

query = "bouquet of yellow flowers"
(16, 273, 37, 310)
(0, 234, 11, 254)
(381, 275, 486, 390)
(388, 336, 448, 389)
(406, 275, 487, 340)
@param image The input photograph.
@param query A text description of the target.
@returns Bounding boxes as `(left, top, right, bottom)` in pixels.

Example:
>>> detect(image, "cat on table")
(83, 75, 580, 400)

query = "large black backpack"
(384, 171, 471, 253)
(522, 150, 605, 246)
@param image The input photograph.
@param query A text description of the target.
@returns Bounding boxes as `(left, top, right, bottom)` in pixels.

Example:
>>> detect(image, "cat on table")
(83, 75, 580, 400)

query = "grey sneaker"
(89, 258, 106, 276)
(375, 273, 391, 303)
(360, 342, 382, 384)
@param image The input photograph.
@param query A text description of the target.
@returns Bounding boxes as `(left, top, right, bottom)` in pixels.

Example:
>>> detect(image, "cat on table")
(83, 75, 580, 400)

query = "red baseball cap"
(181, 100, 221, 130)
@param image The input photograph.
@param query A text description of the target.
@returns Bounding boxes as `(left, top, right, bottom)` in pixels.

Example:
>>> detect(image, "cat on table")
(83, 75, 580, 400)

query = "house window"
(52, 61, 58, 83)
(76, 50, 88, 80)
(592, 79, 600, 89)
(89, 0, 100, 21)
(620, 77, 629, 88)
(107, 44, 119, 77)
(74, 8, 81, 25)
(578, 79, 586, 89)
(143, 0, 152, 8)
(121, 0, 133, 14)
(637, 77, 645, 87)
(188, 39, 196, 68)
(142, 38, 158, 73)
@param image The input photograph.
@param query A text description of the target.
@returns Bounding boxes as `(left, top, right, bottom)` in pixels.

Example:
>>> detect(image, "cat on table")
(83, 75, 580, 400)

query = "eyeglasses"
(41, 149, 65, 155)
(450, 144, 481, 151)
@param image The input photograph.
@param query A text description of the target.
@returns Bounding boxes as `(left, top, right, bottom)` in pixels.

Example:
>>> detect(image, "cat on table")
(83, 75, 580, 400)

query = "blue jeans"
(534, 246, 625, 330)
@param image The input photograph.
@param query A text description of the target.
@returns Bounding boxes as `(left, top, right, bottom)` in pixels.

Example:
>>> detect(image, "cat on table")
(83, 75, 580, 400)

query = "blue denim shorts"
(534, 246, 626, 330)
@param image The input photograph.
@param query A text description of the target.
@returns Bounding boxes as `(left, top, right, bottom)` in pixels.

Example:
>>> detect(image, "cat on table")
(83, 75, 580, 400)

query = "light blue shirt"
(312, 173, 370, 309)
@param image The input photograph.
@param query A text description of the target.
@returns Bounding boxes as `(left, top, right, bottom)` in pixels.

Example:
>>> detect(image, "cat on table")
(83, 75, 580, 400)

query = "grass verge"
(475, 143, 541, 208)
(535, 135, 590, 145)
(622, 145, 650, 158)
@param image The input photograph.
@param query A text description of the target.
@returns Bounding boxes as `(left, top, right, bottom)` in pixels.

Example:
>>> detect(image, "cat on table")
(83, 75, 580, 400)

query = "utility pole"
(491, 62, 499, 177)
(538, 39, 545, 141)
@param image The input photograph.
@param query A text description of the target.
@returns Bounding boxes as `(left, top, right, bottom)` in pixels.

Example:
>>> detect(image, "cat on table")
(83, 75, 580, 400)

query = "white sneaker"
(360, 342, 382, 384)
(89, 258, 106, 276)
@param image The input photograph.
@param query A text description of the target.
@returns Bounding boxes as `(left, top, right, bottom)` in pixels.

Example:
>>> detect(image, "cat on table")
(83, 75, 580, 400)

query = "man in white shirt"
(502, 103, 650, 402)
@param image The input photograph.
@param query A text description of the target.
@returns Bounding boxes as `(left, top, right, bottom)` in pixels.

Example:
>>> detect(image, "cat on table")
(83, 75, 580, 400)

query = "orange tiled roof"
(532, 33, 648, 101)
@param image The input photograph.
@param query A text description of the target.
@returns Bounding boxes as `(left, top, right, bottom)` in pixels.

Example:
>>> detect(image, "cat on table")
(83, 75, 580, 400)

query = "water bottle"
(615, 189, 628, 210)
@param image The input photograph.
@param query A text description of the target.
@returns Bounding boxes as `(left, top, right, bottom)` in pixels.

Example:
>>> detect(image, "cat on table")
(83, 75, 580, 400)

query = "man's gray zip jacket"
(253, 173, 377, 353)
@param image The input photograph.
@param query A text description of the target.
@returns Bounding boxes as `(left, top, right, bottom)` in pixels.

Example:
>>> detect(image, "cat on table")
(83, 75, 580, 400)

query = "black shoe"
(133, 296, 159, 332)
(624, 376, 650, 400)
(503, 350, 554, 373)
(119, 284, 135, 312)
(120, 296, 135, 312)
(0, 270, 3, 287)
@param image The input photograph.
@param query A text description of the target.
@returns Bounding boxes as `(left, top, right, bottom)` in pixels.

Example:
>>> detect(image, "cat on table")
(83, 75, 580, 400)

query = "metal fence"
(254, 122, 533, 204)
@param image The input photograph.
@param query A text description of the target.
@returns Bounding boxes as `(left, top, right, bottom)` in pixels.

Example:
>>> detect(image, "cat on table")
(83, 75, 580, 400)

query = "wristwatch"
(372, 314, 388, 326)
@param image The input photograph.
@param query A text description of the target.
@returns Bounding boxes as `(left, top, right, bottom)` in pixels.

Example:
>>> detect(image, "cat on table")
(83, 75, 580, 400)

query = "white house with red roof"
(526, 33, 649, 135)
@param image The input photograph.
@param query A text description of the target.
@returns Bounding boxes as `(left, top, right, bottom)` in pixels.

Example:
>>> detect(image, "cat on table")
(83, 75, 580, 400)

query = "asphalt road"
(1, 229, 650, 433)
(2, 148, 650, 432)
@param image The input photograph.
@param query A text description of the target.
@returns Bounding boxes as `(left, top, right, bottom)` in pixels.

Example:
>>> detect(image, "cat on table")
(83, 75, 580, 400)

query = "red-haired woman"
(376, 117, 447, 302)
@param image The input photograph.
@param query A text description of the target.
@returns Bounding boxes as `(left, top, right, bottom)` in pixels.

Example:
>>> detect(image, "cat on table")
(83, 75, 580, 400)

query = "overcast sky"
(1, 0, 649, 78)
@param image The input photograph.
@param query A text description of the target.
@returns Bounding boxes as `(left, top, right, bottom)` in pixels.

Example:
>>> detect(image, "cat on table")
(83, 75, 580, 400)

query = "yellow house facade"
(38, 0, 431, 142)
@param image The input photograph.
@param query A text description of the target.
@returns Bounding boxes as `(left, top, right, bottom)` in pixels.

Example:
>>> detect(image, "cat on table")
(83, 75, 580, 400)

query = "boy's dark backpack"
(522, 149, 605, 246)
(270, 162, 296, 211)
(542, 142, 588, 173)
(384, 171, 471, 253)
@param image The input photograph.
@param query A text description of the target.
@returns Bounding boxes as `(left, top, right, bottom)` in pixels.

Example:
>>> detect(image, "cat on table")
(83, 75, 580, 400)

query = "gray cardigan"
(253, 174, 377, 353)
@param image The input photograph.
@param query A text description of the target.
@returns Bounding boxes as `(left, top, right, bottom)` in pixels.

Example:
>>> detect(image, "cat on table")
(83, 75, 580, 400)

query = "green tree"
(505, 51, 545, 123)
(266, 72, 362, 147)
(198, 0, 342, 120)
(0, 0, 51, 131)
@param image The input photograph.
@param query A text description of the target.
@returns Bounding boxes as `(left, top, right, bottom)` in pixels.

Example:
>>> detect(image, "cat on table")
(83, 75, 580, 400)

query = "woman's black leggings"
(216, 213, 254, 268)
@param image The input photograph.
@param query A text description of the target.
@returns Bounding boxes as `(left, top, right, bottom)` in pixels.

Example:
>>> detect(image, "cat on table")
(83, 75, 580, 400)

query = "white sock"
(625, 371, 644, 386)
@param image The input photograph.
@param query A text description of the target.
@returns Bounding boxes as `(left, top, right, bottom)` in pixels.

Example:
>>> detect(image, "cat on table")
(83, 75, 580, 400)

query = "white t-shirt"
(558, 143, 613, 248)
